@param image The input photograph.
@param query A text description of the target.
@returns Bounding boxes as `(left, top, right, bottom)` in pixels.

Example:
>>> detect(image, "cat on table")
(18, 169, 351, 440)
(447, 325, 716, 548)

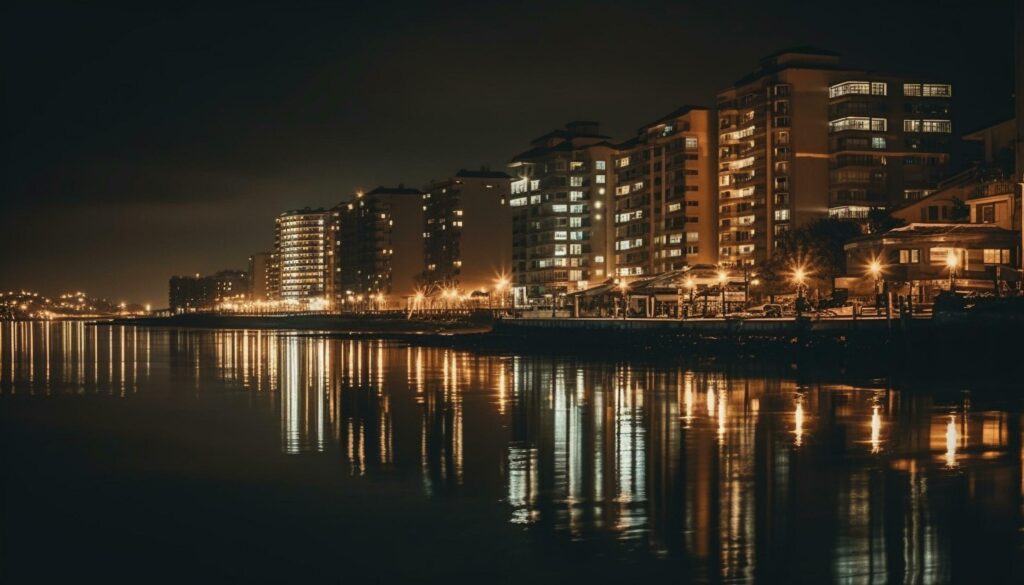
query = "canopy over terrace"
(567, 266, 750, 317)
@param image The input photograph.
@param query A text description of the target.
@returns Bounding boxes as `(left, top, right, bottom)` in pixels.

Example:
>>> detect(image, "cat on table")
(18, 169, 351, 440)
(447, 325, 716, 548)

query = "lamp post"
(495, 276, 509, 311)
(946, 250, 959, 292)
(618, 280, 629, 320)
(717, 269, 728, 316)
(793, 267, 807, 318)
(868, 258, 883, 311)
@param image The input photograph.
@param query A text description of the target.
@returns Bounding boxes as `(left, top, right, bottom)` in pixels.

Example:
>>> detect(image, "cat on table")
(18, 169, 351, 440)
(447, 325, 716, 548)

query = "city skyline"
(1, 0, 1017, 305)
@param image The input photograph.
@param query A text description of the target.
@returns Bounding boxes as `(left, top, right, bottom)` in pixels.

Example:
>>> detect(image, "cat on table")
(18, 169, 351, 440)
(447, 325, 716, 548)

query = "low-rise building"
(843, 223, 1019, 300)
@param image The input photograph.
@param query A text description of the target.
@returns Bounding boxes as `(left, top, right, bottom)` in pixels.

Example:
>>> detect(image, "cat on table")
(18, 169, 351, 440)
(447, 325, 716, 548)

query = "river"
(1, 322, 1021, 583)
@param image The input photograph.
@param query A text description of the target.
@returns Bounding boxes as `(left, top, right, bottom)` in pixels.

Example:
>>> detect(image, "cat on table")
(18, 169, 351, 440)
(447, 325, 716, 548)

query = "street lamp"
(867, 257, 883, 311)
(684, 276, 696, 319)
(618, 280, 629, 320)
(495, 276, 510, 310)
(717, 269, 728, 316)
(945, 250, 959, 292)
(793, 266, 807, 317)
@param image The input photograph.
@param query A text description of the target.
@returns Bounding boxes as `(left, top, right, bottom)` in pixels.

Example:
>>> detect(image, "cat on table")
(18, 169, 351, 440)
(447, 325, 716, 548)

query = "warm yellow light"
(617, 280, 629, 292)
(717, 270, 728, 285)
(685, 277, 696, 289)
(945, 250, 959, 269)
(867, 258, 882, 278)
(750, 278, 761, 286)
(793, 267, 807, 284)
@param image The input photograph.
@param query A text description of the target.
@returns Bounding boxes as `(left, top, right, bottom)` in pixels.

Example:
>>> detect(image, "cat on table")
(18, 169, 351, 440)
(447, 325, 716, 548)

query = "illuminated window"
(903, 83, 922, 96)
(871, 137, 887, 149)
(922, 84, 952, 97)
(551, 204, 567, 213)
(898, 249, 920, 264)
(829, 81, 870, 98)
(570, 176, 583, 187)
(983, 249, 1010, 264)
(903, 119, 921, 132)
(595, 160, 606, 170)
(685, 137, 699, 150)
(595, 174, 606, 184)
(829, 117, 887, 132)
(922, 120, 951, 133)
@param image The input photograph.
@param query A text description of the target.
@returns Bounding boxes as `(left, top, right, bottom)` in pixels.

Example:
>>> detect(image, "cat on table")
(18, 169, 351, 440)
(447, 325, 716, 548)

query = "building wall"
(248, 252, 270, 301)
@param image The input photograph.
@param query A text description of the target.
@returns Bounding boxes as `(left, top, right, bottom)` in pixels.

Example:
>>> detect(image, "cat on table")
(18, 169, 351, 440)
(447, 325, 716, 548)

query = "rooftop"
(455, 169, 512, 180)
(366, 185, 424, 196)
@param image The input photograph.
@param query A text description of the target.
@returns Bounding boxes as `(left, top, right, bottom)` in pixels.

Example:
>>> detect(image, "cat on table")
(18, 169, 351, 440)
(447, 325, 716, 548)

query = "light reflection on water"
(2, 322, 1022, 583)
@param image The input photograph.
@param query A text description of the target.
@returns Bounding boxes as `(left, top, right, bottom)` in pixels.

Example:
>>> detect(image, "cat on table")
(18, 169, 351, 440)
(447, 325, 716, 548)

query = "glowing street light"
(945, 249, 959, 292)
(717, 269, 728, 316)
(618, 280, 629, 320)
(866, 257, 884, 311)
(792, 266, 808, 317)
(494, 275, 510, 310)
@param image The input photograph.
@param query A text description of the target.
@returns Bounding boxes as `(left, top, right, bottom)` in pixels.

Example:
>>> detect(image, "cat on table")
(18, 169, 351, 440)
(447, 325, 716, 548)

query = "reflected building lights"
(945, 414, 958, 469)
(871, 404, 882, 454)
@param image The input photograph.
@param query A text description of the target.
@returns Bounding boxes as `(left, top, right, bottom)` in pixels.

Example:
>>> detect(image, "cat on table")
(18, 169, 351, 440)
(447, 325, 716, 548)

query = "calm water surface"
(1, 322, 1022, 583)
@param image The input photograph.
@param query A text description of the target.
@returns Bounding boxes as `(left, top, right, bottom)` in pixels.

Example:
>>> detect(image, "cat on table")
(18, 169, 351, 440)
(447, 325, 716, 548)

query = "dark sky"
(1, 0, 1015, 305)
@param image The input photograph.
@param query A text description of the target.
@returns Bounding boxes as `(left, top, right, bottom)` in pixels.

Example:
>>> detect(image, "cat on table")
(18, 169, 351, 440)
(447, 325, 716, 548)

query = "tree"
(759, 218, 863, 295)
(867, 208, 906, 234)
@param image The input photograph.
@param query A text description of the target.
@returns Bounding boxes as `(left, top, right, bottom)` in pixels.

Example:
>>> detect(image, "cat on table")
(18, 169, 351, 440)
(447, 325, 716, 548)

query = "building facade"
(717, 47, 952, 267)
(274, 208, 336, 301)
(168, 269, 248, 312)
(247, 252, 271, 301)
(337, 186, 423, 301)
(612, 106, 716, 278)
(508, 121, 616, 301)
(422, 169, 512, 292)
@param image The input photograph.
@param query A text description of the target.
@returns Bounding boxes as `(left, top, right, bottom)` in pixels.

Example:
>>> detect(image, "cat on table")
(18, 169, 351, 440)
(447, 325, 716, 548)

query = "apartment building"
(611, 106, 716, 277)
(274, 208, 337, 301)
(247, 252, 271, 301)
(717, 47, 952, 266)
(507, 121, 616, 301)
(421, 169, 512, 292)
(336, 185, 423, 300)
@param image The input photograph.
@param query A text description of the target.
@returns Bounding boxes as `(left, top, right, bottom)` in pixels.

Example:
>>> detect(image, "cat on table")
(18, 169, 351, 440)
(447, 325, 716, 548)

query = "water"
(1, 322, 1021, 584)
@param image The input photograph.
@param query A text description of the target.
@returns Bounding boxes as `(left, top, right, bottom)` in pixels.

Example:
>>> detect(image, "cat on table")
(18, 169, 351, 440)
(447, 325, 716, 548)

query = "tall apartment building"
(247, 252, 271, 301)
(274, 208, 337, 301)
(421, 169, 512, 292)
(612, 106, 716, 277)
(507, 121, 616, 301)
(717, 47, 952, 266)
(337, 185, 423, 299)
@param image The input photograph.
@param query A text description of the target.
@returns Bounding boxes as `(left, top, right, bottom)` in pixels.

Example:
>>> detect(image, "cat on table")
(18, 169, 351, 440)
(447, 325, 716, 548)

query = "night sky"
(1, 0, 1015, 306)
